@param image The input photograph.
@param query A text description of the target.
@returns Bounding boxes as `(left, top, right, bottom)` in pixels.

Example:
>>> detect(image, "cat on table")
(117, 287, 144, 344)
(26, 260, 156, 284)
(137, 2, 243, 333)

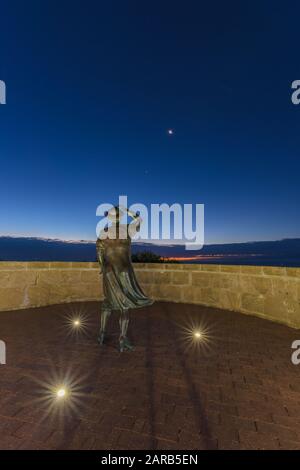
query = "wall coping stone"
(0, 261, 299, 277)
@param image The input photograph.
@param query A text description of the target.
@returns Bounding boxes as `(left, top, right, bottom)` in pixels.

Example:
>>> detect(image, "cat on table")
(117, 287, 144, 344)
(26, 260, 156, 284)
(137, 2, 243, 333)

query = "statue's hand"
(127, 209, 142, 221)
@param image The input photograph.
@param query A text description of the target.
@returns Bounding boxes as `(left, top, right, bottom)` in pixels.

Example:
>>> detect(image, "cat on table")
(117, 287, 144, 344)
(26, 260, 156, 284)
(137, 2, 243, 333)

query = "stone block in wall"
(80, 270, 100, 283)
(0, 272, 11, 285)
(71, 262, 97, 269)
(220, 265, 241, 273)
(152, 271, 172, 284)
(135, 271, 154, 284)
(271, 278, 298, 301)
(26, 284, 57, 307)
(286, 297, 300, 320)
(164, 264, 184, 270)
(239, 275, 273, 296)
(218, 289, 241, 311)
(191, 272, 212, 287)
(0, 287, 25, 310)
(213, 273, 238, 289)
(181, 285, 199, 303)
(47, 262, 72, 269)
(191, 271, 238, 290)
(264, 295, 288, 324)
(201, 265, 221, 272)
(286, 268, 300, 278)
(240, 266, 263, 275)
(155, 284, 182, 301)
(241, 293, 264, 314)
(182, 285, 219, 305)
(286, 308, 300, 329)
(53, 284, 76, 303)
(200, 287, 220, 306)
(263, 266, 286, 276)
(37, 270, 80, 288)
(66, 282, 103, 301)
(0, 270, 37, 288)
(26, 262, 50, 270)
(172, 271, 190, 285)
(142, 263, 167, 270)
(180, 264, 202, 271)
(132, 263, 147, 270)
(0, 262, 27, 270)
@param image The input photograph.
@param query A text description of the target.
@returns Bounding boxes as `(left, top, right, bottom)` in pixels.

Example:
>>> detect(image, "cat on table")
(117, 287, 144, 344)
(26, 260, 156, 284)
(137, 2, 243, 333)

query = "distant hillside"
(0, 236, 300, 267)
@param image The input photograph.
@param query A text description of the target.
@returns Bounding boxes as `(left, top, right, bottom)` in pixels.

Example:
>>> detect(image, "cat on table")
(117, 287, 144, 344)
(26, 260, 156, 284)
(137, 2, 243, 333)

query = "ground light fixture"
(56, 387, 67, 399)
(194, 330, 203, 340)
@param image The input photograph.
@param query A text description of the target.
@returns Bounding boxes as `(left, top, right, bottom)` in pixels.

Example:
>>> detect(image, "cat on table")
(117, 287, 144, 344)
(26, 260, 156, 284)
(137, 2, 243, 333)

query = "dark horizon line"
(1, 234, 300, 248)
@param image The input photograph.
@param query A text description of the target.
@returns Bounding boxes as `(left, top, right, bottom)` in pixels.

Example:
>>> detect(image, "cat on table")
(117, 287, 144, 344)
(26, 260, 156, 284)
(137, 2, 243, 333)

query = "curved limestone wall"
(0, 262, 299, 328)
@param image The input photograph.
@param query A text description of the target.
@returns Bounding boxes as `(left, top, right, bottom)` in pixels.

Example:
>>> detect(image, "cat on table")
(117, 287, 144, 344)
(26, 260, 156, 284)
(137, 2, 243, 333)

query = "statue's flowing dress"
(96, 224, 153, 311)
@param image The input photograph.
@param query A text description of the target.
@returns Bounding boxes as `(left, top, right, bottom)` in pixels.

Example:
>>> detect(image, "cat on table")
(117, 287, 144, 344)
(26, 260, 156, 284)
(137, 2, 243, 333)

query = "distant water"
(0, 237, 299, 267)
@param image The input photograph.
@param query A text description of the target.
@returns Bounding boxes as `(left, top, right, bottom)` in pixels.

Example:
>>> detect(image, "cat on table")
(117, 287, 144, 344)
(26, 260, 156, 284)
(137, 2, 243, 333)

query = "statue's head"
(105, 205, 126, 224)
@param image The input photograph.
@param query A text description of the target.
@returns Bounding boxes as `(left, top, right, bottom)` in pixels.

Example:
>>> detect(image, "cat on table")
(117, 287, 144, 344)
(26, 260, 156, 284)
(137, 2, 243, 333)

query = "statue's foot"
(98, 331, 105, 345)
(119, 337, 135, 352)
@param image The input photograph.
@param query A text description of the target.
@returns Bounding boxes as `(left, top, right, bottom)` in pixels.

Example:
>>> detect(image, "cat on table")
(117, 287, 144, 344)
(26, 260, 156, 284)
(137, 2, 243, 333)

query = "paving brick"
(278, 439, 300, 450)
(155, 438, 181, 450)
(219, 415, 256, 432)
(0, 435, 23, 450)
(67, 433, 96, 450)
(178, 429, 217, 450)
(217, 437, 241, 450)
(237, 404, 273, 423)
(239, 430, 280, 450)
(0, 417, 25, 434)
(117, 430, 154, 450)
(286, 405, 300, 418)
(255, 420, 298, 442)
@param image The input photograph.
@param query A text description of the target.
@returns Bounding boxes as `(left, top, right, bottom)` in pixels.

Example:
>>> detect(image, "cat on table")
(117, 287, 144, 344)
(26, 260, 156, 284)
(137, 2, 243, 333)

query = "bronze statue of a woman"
(96, 205, 153, 352)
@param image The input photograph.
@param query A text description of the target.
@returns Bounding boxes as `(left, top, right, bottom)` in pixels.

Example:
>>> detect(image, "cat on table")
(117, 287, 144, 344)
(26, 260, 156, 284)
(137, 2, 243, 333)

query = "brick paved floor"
(0, 301, 300, 450)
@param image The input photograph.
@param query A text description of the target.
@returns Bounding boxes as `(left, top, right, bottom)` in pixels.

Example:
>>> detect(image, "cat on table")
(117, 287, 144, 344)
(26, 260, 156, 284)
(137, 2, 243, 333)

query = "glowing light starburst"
(60, 305, 90, 338)
(178, 316, 214, 356)
(30, 364, 91, 429)
(56, 387, 67, 399)
(194, 331, 202, 339)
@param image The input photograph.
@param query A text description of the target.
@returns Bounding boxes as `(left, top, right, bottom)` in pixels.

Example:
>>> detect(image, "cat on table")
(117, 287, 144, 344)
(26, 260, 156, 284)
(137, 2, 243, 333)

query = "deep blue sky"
(0, 1, 300, 244)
